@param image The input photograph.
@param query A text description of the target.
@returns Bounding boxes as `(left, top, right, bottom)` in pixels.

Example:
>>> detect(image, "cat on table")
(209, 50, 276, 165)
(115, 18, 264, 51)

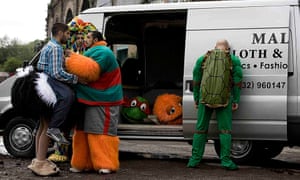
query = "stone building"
(46, 0, 215, 38)
(46, 0, 97, 38)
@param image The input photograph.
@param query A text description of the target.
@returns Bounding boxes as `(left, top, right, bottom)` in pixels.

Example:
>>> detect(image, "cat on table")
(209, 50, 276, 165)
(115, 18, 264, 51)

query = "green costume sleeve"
(193, 56, 205, 105)
(231, 55, 243, 104)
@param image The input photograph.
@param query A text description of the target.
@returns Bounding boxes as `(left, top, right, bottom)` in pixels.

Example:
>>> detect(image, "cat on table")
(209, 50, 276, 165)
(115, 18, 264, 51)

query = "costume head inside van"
(121, 96, 151, 124)
(153, 93, 182, 125)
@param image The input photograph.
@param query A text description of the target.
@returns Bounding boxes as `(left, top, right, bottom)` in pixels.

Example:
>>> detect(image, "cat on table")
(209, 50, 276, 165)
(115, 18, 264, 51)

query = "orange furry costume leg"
(70, 130, 93, 170)
(88, 134, 120, 171)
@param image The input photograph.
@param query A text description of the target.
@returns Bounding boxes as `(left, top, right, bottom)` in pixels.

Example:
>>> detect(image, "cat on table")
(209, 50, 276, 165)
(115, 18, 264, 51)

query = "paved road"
(1, 137, 300, 179)
(119, 139, 214, 160)
(0, 137, 8, 155)
(0, 137, 206, 159)
(1, 137, 300, 164)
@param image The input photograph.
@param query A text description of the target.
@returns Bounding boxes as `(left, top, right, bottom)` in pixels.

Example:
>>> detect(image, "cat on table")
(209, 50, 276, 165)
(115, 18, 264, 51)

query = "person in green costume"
(187, 39, 243, 170)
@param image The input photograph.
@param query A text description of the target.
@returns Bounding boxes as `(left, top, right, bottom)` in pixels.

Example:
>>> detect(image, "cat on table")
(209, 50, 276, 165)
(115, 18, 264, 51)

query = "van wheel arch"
(0, 108, 17, 129)
(258, 142, 284, 159)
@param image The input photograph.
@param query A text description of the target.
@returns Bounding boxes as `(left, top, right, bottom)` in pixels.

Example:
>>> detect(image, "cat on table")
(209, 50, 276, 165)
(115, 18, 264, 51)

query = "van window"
(112, 44, 142, 87)
(112, 44, 138, 66)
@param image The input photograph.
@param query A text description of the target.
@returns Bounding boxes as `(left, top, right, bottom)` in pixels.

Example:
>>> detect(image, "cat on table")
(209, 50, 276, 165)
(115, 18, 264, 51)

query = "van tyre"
(3, 116, 36, 158)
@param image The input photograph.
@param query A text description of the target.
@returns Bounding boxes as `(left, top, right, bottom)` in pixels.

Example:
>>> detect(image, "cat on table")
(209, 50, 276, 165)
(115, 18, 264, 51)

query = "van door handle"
(185, 80, 193, 93)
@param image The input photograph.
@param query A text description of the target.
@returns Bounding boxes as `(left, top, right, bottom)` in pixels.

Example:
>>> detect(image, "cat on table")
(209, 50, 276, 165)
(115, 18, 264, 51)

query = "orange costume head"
(153, 93, 182, 125)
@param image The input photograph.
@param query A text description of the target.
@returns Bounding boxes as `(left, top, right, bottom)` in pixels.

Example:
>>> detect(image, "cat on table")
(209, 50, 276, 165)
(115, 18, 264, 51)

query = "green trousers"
(187, 103, 237, 169)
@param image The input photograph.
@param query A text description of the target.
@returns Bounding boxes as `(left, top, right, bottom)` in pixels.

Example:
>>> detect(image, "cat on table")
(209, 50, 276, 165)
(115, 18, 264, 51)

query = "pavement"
(0, 136, 216, 160)
(1, 137, 300, 165)
(119, 140, 300, 165)
(0, 137, 7, 155)
(119, 139, 217, 160)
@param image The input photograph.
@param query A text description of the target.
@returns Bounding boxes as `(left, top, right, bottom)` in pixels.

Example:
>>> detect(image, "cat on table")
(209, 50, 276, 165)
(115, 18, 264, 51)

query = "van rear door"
(79, 13, 105, 32)
(183, 5, 290, 141)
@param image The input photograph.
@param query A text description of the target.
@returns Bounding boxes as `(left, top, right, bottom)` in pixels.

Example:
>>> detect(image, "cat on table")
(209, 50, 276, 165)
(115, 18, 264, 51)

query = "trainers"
(70, 167, 91, 173)
(98, 169, 112, 174)
(69, 167, 83, 173)
(47, 128, 70, 145)
(48, 153, 68, 163)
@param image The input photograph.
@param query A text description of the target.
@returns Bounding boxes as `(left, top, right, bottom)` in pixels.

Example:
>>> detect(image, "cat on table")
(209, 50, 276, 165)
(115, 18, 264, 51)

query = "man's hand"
(78, 77, 88, 85)
(64, 49, 72, 57)
(232, 103, 239, 111)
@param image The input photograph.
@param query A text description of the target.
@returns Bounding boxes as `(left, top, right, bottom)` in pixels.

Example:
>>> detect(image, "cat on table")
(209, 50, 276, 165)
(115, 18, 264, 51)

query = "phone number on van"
(242, 81, 286, 89)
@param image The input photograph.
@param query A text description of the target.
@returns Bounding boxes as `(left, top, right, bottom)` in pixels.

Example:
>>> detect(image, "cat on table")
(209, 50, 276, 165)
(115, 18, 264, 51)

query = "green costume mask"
(121, 96, 151, 124)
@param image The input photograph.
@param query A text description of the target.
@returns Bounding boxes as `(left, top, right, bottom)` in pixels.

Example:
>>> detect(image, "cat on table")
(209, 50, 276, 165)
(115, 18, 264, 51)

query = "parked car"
(0, 52, 40, 157)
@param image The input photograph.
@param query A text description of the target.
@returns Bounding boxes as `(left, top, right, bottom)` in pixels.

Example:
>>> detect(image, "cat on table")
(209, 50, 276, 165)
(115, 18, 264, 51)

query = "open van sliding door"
(183, 5, 290, 162)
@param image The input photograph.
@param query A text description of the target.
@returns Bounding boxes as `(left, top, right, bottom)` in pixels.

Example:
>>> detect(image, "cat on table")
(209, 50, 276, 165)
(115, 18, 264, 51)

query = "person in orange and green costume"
(187, 39, 243, 170)
(69, 31, 123, 175)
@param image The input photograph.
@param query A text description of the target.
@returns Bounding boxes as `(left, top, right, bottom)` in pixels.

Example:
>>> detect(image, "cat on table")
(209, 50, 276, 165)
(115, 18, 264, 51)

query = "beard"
(61, 36, 68, 44)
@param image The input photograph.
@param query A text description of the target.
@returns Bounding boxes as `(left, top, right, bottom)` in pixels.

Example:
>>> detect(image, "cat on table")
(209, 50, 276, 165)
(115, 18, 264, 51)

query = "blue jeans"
(47, 77, 75, 129)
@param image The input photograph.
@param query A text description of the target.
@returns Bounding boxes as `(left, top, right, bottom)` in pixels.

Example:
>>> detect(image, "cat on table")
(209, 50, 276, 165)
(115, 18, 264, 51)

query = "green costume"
(187, 50, 243, 170)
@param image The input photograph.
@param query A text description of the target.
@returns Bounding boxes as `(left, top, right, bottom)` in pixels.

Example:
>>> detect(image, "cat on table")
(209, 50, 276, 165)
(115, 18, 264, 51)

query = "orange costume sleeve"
(65, 53, 101, 82)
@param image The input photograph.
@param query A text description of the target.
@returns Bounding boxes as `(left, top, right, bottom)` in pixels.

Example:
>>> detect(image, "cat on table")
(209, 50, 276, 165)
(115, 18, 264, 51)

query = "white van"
(0, 0, 299, 163)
